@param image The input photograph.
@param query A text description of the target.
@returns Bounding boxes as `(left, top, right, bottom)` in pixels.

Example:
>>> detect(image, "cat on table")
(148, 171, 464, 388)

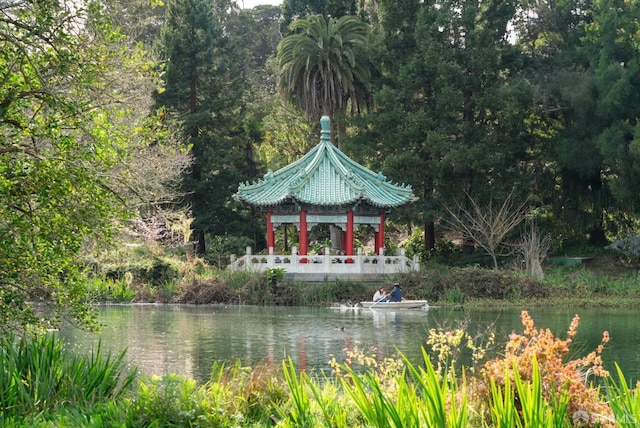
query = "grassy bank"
(3, 312, 639, 427)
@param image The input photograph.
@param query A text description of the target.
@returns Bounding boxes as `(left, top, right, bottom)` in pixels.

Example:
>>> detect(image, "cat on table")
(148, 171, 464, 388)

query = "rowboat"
(360, 300, 429, 310)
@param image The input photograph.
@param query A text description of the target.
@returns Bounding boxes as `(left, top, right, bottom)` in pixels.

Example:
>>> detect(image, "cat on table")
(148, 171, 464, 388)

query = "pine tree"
(155, 0, 256, 254)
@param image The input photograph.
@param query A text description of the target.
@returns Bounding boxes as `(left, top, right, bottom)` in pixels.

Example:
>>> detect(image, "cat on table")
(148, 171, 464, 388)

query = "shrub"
(146, 258, 179, 287)
(478, 310, 613, 427)
(403, 229, 428, 261)
(265, 267, 286, 286)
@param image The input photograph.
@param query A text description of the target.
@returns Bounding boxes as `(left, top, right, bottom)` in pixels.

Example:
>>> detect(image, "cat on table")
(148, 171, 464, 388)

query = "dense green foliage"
(0, 1, 134, 332)
(239, 0, 640, 260)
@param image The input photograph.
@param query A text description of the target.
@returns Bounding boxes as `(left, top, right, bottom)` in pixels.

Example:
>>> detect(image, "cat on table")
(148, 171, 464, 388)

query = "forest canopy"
(2, 0, 640, 330)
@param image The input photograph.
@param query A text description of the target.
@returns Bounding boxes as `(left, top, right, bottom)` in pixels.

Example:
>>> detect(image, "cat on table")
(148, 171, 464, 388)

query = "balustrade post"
(246, 246, 252, 269)
(292, 246, 298, 272)
(324, 247, 331, 272)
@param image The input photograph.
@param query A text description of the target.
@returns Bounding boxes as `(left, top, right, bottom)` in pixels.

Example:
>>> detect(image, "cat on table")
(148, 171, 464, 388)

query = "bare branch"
(444, 189, 530, 269)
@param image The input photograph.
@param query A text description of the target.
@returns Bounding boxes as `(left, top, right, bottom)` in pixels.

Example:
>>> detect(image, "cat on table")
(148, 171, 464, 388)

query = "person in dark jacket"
(389, 283, 402, 302)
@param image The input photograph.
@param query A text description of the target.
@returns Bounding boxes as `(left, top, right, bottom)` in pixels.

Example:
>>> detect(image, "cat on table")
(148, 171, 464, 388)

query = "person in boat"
(372, 287, 387, 302)
(388, 283, 402, 302)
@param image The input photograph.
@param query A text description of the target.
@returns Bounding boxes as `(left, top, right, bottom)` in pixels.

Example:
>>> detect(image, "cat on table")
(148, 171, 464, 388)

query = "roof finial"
(320, 116, 330, 143)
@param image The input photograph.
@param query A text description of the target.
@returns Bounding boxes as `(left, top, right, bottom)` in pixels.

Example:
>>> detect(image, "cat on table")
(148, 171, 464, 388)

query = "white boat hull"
(360, 300, 429, 310)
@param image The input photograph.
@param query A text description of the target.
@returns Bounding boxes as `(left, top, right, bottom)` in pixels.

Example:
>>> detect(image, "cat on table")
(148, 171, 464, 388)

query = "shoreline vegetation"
(86, 251, 640, 309)
(3, 310, 639, 426)
(7, 253, 640, 426)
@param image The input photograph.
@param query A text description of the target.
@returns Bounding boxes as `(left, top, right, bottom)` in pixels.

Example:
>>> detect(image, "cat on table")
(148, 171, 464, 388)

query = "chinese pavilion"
(234, 117, 416, 266)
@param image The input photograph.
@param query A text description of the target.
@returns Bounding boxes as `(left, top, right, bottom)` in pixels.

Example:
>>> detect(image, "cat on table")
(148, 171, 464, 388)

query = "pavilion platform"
(228, 247, 420, 283)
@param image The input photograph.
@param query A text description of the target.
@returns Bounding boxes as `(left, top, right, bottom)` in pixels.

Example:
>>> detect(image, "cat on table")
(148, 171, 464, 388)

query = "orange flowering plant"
(479, 310, 613, 427)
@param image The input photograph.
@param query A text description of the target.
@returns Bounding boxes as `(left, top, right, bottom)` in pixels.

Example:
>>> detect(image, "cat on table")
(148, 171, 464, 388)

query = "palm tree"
(277, 14, 371, 147)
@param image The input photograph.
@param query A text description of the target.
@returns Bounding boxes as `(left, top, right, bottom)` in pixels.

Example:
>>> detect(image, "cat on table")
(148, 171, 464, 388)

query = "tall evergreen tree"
(588, 0, 640, 226)
(562, 0, 640, 241)
(518, 0, 640, 243)
(155, 0, 259, 254)
(348, 0, 529, 253)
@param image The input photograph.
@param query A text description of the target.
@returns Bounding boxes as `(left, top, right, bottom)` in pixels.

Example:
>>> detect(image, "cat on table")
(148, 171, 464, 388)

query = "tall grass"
(607, 363, 640, 426)
(0, 333, 136, 420)
(403, 349, 468, 427)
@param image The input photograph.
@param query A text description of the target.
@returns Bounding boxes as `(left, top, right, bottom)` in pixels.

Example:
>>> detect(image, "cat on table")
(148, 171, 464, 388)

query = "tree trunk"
(530, 258, 544, 281)
(424, 221, 435, 251)
(588, 222, 608, 246)
(193, 229, 206, 256)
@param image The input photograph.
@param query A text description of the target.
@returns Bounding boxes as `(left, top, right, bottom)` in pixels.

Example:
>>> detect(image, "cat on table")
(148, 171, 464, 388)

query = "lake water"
(58, 304, 640, 384)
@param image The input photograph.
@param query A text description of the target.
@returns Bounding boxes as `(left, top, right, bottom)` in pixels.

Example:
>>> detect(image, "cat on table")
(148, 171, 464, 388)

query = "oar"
(369, 295, 387, 310)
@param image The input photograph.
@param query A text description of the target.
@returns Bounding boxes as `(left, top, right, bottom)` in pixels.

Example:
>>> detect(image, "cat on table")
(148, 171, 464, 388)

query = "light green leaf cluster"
(0, 0, 153, 333)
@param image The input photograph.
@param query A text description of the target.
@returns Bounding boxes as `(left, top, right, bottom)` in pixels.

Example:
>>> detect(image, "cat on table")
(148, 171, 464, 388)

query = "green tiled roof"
(235, 117, 416, 208)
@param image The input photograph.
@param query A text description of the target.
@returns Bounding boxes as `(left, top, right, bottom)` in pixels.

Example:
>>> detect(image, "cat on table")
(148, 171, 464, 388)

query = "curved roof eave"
(235, 116, 417, 208)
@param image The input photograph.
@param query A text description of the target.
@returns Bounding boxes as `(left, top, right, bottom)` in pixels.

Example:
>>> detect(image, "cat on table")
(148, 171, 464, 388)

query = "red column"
(266, 209, 275, 252)
(346, 210, 354, 257)
(299, 208, 308, 256)
(377, 211, 385, 255)
(374, 230, 379, 252)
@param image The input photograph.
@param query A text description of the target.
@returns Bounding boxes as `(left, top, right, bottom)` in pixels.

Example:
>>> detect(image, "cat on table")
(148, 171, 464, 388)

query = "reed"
(0, 333, 136, 419)
(488, 357, 572, 427)
(489, 373, 519, 427)
(304, 374, 350, 427)
(405, 349, 468, 427)
(280, 357, 314, 427)
(340, 369, 403, 427)
(85, 276, 135, 302)
(606, 363, 640, 426)
(512, 356, 570, 427)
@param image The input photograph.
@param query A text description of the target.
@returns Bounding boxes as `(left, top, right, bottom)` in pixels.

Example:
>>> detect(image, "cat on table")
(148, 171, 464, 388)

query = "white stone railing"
(227, 247, 420, 275)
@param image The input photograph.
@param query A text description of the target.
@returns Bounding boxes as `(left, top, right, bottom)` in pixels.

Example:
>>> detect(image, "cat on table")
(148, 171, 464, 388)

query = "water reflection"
(57, 304, 639, 384)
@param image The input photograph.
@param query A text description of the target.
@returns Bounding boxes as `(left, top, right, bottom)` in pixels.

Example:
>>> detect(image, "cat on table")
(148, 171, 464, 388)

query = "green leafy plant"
(0, 334, 136, 418)
(404, 350, 469, 427)
(489, 357, 571, 427)
(132, 373, 212, 426)
(444, 286, 465, 304)
(279, 358, 314, 427)
(512, 356, 570, 427)
(265, 267, 286, 286)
